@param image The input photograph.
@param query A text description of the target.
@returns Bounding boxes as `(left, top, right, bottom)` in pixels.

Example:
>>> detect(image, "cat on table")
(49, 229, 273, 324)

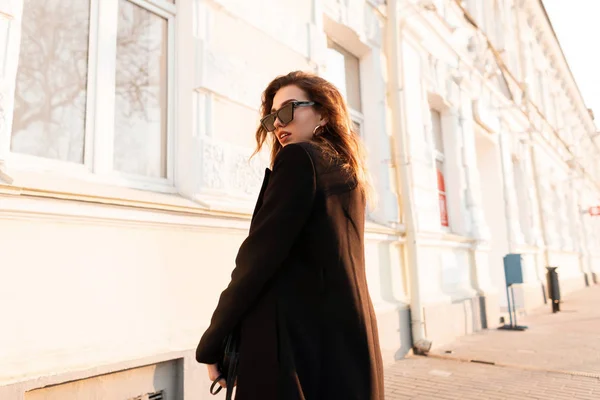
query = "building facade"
(1, 0, 598, 398)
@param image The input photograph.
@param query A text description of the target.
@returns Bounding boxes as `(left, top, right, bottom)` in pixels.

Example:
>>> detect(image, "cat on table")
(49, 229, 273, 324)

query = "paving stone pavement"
(430, 286, 600, 375)
(384, 286, 600, 399)
(384, 356, 600, 400)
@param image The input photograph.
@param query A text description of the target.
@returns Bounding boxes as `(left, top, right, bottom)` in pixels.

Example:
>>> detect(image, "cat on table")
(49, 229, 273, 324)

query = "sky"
(543, 0, 600, 130)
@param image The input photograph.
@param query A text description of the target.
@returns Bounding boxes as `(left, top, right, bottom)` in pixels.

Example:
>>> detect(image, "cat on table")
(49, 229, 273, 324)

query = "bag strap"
(210, 375, 224, 395)
(210, 374, 236, 399)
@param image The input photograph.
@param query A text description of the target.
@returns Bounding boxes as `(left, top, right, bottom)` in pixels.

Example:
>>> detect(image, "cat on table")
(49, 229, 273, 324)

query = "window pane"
(436, 159, 445, 193)
(325, 40, 361, 111)
(114, 0, 168, 178)
(431, 109, 444, 153)
(11, 0, 90, 163)
(325, 47, 346, 99)
(437, 159, 448, 227)
(344, 53, 361, 112)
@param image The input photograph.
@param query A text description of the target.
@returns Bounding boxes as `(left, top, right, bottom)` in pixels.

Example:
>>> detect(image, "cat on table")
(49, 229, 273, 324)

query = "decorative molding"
(199, 139, 226, 191)
(0, 193, 250, 232)
(197, 136, 268, 201)
(0, 182, 402, 238)
(229, 147, 264, 196)
(520, 0, 598, 154)
(364, 2, 384, 47)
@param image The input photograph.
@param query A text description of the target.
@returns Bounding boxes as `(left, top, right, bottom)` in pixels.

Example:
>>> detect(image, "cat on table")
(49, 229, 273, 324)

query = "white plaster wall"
(0, 211, 406, 385)
(417, 245, 451, 305)
(25, 360, 182, 400)
(364, 237, 411, 362)
(592, 256, 600, 279)
(4, 1, 600, 395)
(549, 251, 584, 285)
(1, 0, 407, 391)
(0, 213, 246, 384)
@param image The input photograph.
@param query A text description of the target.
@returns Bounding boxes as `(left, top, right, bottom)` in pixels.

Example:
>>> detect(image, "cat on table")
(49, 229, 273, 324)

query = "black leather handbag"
(209, 328, 240, 400)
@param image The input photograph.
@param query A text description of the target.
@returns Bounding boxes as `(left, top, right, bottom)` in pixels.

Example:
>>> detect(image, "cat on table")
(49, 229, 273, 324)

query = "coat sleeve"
(196, 143, 317, 364)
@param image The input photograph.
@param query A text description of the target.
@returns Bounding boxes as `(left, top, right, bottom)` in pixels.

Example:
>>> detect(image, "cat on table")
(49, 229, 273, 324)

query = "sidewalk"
(430, 285, 600, 375)
(384, 356, 599, 400)
(384, 286, 600, 399)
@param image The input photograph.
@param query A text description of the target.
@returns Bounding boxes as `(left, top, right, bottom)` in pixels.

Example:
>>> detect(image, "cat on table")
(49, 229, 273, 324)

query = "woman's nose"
(273, 116, 284, 129)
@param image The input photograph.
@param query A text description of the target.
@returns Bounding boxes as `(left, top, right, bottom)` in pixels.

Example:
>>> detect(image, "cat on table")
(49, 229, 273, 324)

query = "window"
(11, 0, 175, 185)
(114, 0, 169, 178)
(324, 39, 363, 135)
(431, 109, 449, 228)
(12, 0, 91, 163)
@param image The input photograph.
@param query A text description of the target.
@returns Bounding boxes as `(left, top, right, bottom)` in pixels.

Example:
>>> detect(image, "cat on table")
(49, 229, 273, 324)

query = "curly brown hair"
(253, 71, 372, 202)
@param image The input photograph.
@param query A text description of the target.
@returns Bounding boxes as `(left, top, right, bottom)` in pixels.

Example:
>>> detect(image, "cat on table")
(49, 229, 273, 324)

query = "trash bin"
(546, 266, 561, 313)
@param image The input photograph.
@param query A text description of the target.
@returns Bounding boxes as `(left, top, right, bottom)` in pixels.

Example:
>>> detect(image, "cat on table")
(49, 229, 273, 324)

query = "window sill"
(0, 169, 407, 235)
(2, 168, 193, 207)
(447, 286, 479, 302)
(0, 168, 262, 224)
(418, 230, 476, 249)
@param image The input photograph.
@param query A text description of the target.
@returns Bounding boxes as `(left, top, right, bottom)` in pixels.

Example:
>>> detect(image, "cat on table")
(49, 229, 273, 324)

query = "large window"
(431, 109, 449, 228)
(12, 0, 91, 163)
(324, 39, 363, 135)
(11, 0, 175, 185)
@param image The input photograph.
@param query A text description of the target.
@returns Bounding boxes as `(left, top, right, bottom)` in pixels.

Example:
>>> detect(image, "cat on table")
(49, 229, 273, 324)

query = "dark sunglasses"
(260, 101, 316, 132)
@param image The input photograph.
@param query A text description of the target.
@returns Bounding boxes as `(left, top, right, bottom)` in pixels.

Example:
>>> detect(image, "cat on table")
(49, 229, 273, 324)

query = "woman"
(196, 71, 384, 399)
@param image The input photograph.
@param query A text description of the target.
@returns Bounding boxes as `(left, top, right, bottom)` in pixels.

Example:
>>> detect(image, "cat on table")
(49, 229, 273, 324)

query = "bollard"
(546, 266, 561, 313)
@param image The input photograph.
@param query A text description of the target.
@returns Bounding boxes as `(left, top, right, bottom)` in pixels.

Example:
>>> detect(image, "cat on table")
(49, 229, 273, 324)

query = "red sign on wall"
(589, 206, 600, 216)
(439, 193, 449, 227)
(437, 168, 449, 227)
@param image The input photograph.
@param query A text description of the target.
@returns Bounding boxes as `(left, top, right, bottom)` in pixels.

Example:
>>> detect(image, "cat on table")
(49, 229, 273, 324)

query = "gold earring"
(313, 124, 323, 135)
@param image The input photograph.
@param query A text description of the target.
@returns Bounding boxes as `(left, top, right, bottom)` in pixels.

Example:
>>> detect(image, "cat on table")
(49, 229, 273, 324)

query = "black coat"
(196, 142, 384, 400)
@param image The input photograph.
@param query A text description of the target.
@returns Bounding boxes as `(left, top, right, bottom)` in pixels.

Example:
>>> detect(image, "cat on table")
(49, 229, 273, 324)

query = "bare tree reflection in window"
(114, 0, 168, 179)
(11, 0, 90, 163)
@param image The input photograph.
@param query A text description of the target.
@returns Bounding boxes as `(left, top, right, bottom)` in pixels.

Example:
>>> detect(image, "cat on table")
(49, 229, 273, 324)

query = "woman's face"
(270, 85, 324, 147)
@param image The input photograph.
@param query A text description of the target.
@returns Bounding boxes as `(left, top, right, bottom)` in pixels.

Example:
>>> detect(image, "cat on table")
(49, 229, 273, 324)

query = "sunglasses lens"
(262, 102, 297, 131)
(261, 115, 276, 132)
(278, 103, 294, 125)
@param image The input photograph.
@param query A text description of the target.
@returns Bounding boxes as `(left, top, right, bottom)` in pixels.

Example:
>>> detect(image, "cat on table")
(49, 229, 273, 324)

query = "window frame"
(349, 108, 364, 137)
(430, 108, 450, 229)
(7, 0, 177, 193)
(324, 38, 364, 137)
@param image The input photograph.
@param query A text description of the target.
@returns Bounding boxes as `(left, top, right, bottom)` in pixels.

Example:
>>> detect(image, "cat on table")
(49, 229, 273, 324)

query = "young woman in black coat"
(196, 71, 384, 399)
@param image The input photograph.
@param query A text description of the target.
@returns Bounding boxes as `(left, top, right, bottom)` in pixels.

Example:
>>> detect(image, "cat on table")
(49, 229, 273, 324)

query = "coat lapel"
(251, 168, 271, 225)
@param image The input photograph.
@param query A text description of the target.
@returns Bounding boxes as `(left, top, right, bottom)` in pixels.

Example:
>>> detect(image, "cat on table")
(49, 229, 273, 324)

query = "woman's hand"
(207, 363, 226, 388)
